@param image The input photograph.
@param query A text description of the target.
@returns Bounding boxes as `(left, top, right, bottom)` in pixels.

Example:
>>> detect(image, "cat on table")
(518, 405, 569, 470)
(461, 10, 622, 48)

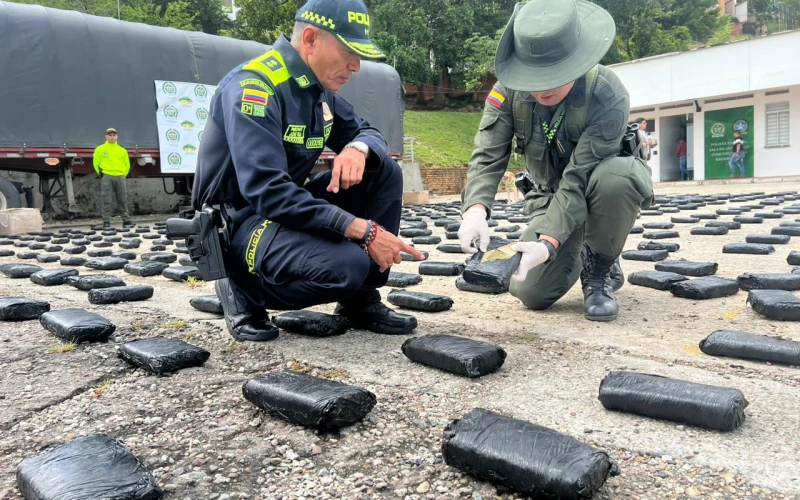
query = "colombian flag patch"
(487, 89, 506, 108)
(242, 89, 269, 105)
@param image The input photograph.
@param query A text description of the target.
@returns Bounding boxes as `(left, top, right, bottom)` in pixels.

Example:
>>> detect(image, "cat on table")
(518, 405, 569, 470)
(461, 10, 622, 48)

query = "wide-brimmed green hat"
(495, 0, 615, 92)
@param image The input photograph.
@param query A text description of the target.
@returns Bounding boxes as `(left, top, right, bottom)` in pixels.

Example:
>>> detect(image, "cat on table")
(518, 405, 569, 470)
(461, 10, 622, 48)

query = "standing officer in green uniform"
(459, 0, 654, 322)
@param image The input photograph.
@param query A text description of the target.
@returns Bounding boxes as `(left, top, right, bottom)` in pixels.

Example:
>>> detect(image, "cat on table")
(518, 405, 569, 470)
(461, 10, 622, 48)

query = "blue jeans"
(679, 156, 687, 180)
(730, 152, 745, 176)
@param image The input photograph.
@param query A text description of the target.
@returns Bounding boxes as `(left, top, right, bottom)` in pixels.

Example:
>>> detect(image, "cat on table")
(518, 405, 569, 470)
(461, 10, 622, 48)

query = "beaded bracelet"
(362, 221, 380, 254)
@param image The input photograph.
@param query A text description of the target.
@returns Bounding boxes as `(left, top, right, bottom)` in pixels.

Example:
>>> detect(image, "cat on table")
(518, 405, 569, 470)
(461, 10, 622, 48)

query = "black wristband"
(539, 239, 557, 263)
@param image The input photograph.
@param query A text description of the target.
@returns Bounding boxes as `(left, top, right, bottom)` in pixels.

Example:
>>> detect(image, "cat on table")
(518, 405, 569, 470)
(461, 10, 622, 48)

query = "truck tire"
(0, 177, 23, 209)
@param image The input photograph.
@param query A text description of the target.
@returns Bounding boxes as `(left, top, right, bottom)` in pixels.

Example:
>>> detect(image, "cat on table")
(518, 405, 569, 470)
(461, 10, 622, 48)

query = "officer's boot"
(580, 245, 619, 322)
(609, 257, 624, 292)
(215, 278, 279, 341)
(335, 301, 417, 335)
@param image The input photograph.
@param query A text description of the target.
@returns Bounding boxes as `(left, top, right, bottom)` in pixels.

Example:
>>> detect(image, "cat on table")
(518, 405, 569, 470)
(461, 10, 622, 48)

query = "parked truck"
(0, 1, 405, 213)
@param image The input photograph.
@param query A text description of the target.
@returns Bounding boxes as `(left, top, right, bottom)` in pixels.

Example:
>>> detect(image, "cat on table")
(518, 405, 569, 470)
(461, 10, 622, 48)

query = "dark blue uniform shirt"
(192, 35, 389, 240)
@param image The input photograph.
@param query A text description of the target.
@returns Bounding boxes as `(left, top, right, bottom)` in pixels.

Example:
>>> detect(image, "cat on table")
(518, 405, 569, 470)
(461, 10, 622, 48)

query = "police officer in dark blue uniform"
(193, 0, 424, 342)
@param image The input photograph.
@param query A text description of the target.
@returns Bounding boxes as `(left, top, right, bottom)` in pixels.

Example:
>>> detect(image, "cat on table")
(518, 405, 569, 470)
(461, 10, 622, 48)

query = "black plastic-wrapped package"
(387, 290, 454, 312)
(119, 336, 210, 374)
(455, 277, 505, 294)
(598, 371, 747, 431)
(112, 251, 137, 261)
(737, 273, 800, 291)
(0, 264, 43, 278)
(691, 226, 728, 235)
(34, 254, 59, 263)
(87, 249, 113, 258)
(643, 231, 679, 239)
(442, 408, 617, 499)
(63, 246, 86, 254)
(755, 212, 784, 219)
(152, 239, 174, 246)
(28, 243, 47, 250)
(621, 250, 669, 262)
(671, 217, 700, 223)
(670, 277, 739, 299)
(436, 244, 466, 254)
(242, 371, 376, 429)
(707, 221, 741, 229)
(507, 216, 531, 223)
(401, 220, 427, 229)
(400, 251, 428, 262)
(699, 330, 800, 365)
(494, 225, 520, 233)
(39, 308, 116, 342)
(104, 236, 123, 243)
(100, 230, 117, 236)
(66, 274, 126, 291)
(733, 216, 764, 224)
(434, 218, 458, 227)
(747, 290, 800, 321)
(44, 245, 63, 253)
(0, 239, 13, 245)
(88, 285, 154, 305)
(149, 245, 167, 252)
(16, 434, 162, 500)
(461, 238, 521, 293)
(141, 252, 177, 264)
(189, 295, 223, 314)
(17, 251, 40, 260)
(788, 251, 800, 266)
(627, 271, 688, 290)
(272, 310, 350, 337)
(445, 231, 460, 240)
(72, 238, 91, 246)
(387, 272, 423, 288)
(746, 234, 790, 244)
(505, 231, 522, 240)
(446, 223, 461, 232)
(0, 249, 13, 256)
(642, 222, 674, 229)
(722, 243, 775, 255)
(93, 242, 114, 248)
(119, 240, 141, 249)
(179, 255, 196, 266)
(85, 257, 129, 270)
(60, 257, 87, 267)
(655, 260, 717, 277)
(772, 226, 800, 236)
(29, 269, 79, 286)
(401, 335, 505, 377)
(125, 261, 170, 277)
(142, 233, 161, 239)
(640, 210, 663, 216)
(412, 236, 442, 245)
(0, 297, 51, 321)
(399, 228, 432, 238)
(637, 241, 680, 252)
(419, 261, 465, 276)
(162, 266, 201, 282)
(629, 226, 644, 234)
(172, 247, 189, 254)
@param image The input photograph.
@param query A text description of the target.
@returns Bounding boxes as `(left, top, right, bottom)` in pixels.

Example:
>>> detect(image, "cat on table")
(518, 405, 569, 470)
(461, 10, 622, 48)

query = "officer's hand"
(328, 148, 366, 193)
(458, 205, 490, 254)
(368, 227, 424, 273)
(510, 241, 551, 282)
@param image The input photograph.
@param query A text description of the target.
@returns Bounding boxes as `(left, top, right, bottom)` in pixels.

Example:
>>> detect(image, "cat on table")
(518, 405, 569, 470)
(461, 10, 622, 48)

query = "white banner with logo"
(154, 80, 217, 174)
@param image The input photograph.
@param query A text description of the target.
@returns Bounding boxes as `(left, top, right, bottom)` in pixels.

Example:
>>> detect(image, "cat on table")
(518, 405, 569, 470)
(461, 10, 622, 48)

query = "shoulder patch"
(600, 109, 625, 141)
(487, 88, 506, 108)
(243, 50, 291, 87)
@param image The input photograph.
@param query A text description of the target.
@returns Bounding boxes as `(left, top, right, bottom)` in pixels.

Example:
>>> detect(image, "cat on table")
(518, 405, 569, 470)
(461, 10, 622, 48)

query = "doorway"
(658, 115, 689, 181)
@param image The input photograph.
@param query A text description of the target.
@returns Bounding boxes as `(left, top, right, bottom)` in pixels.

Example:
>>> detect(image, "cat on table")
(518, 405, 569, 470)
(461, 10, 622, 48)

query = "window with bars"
(766, 102, 790, 147)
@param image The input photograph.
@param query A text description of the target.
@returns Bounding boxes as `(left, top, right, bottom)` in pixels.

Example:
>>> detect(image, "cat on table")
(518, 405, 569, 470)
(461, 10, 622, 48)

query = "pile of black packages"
(16, 434, 163, 500)
(598, 371, 748, 431)
(29, 269, 79, 286)
(458, 237, 521, 294)
(0, 263, 42, 279)
(699, 330, 800, 365)
(189, 295, 223, 314)
(272, 310, 350, 337)
(386, 272, 423, 288)
(88, 285, 154, 305)
(747, 290, 800, 321)
(119, 336, 210, 374)
(670, 277, 739, 300)
(0, 297, 50, 321)
(242, 371, 376, 430)
(387, 290, 454, 312)
(39, 308, 116, 342)
(441, 408, 618, 499)
(737, 273, 800, 291)
(401, 335, 506, 377)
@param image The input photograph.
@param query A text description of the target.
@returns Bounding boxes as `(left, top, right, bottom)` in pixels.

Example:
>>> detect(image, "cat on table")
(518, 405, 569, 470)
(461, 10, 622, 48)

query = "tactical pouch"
(165, 205, 227, 281)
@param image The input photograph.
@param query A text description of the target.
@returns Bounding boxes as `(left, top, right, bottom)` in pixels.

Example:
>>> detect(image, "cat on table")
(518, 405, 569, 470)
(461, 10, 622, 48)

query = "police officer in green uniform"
(459, 0, 654, 322)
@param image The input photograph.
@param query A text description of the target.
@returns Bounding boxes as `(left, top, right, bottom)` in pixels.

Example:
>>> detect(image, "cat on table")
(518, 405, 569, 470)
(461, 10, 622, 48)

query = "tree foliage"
(233, 0, 301, 44)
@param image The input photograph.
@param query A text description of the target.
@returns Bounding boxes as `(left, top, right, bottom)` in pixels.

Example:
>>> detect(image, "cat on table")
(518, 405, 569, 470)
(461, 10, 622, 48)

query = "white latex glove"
(511, 241, 552, 282)
(458, 206, 491, 254)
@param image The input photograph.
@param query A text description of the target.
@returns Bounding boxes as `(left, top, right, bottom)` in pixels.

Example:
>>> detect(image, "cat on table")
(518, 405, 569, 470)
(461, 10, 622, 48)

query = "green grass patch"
(404, 110, 525, 169)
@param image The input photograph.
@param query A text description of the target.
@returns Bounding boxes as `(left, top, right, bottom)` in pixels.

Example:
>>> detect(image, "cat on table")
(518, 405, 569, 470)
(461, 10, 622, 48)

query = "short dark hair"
(634, 117, 646, 125)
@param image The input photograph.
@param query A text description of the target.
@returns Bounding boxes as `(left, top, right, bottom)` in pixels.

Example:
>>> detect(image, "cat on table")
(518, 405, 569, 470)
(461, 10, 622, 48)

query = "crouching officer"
(192, 0, 424, 341)
(459, 0, 654, 322)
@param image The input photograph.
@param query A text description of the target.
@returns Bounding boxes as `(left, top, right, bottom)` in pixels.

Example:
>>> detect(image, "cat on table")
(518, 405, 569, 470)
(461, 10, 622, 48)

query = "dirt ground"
(2, 179, 800, 500)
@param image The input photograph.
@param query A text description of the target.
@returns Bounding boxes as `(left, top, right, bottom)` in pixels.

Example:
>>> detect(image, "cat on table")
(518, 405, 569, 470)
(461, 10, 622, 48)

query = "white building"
(610, 29, 799, 182)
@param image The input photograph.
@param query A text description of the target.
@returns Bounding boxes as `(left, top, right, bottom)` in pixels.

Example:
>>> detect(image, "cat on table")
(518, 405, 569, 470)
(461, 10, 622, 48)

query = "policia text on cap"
(459, 0, 654, 322)
(181, 0, 424, 342)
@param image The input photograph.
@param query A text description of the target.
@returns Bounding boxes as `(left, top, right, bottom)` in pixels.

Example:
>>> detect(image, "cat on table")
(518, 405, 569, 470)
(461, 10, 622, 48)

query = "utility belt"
(165, 204, 230, 281)
(514, 122, 645, 197)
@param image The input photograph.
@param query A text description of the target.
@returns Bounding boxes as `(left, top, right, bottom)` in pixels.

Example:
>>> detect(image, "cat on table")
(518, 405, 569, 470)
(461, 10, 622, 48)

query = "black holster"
(165, 204, 228, 281)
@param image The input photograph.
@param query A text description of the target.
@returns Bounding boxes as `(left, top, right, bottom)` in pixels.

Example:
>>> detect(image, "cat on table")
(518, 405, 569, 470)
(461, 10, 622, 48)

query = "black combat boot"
(215, 278, 279, 341)
(609, 257, 624, 292)
(581, 245, 619, 322)
(335, 301, 417, 335)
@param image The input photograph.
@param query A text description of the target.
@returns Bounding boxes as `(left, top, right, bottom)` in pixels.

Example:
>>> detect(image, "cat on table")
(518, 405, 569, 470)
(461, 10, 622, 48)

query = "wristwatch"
(344, 141, 370, 158)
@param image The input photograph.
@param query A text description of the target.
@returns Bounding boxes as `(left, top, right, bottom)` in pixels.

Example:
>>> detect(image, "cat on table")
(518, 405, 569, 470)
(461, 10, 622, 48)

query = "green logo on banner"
(178, 96, 193, 105)
(164, 105, 179, 119)
(167, 152, 182, 165)
(196, 108, 209, 121)
(162, 82, 177, 95)
(165, 129, 180, 143)
(181, 120, 195, 129)
(194, 85, 208, 98)
(183, 144, 197, 153)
